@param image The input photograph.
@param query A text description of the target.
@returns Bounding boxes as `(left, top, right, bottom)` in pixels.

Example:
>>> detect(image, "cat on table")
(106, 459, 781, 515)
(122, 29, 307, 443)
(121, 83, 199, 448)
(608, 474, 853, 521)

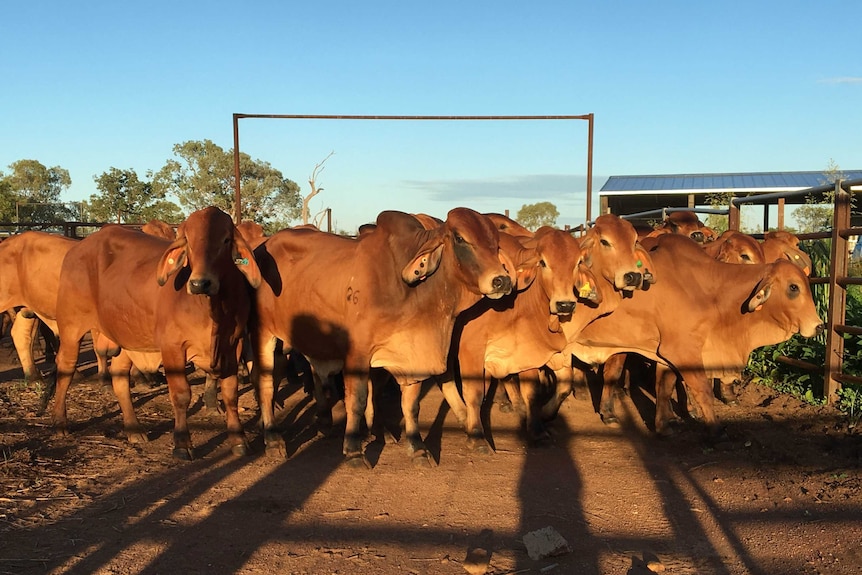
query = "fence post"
(728, 198, 740, 231)
(824, 181, 849, 403)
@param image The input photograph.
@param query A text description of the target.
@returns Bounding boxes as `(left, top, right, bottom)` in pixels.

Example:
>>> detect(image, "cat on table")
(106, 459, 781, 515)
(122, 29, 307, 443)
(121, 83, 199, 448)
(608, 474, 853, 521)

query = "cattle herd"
(0, 207, 824, 468)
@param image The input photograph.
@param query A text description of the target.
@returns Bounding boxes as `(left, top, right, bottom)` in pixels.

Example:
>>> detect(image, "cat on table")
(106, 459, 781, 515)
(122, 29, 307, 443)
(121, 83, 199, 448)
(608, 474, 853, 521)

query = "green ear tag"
(636, 259, 643, 268)
(235, 258, 249, 266)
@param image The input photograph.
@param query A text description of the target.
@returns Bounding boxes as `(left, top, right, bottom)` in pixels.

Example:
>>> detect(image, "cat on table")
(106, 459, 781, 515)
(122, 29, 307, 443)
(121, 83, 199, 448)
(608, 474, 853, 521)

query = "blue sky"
(2, 1, 860, 232)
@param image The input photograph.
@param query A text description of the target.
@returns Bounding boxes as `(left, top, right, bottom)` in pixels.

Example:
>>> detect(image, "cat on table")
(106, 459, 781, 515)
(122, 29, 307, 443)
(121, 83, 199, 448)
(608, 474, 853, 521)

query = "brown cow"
(438, 227, 598, 450)
(141, 219, 176, 240)
(762, 230, 812, 274)
(0, 232, 78, 385)
(571, 234, 824, 437)
(646, 211, 717, 243)
(538, 215, 657, 420)
(50, 207, 261, 459)
(701, 230, 765, 264)
(252, 208, 513, 467)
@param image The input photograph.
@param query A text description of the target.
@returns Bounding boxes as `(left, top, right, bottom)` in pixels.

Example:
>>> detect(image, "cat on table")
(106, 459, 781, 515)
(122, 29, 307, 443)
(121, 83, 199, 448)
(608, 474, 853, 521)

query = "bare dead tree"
(302, 151, 335, 225)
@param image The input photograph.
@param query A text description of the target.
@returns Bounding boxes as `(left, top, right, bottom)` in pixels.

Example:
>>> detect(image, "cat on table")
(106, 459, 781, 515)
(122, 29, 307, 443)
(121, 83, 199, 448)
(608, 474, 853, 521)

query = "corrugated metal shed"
(601, 170, 862, 194)
(598, 170, 862, 228)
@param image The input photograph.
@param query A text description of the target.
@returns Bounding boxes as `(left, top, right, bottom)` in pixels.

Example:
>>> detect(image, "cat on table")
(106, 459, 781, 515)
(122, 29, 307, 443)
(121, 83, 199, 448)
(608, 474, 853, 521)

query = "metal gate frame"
(231, 113, 594, 226)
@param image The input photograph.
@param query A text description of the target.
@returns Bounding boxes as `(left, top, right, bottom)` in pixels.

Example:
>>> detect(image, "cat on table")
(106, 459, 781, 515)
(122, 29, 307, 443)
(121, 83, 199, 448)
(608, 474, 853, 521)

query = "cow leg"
(541, 364, 577, 421)
(599, 354, 627, 425)
(253, 334, 286, 455)
(717, 376, 739, 406)
(435, 367, 467, 426)
(519, 369, 551, 445)
(161, 352, 195, 460)
(48, 333, 85, 432)
(202, 374, 220, 411)
(107, 351, 147, 443)
(461, 366, 492, 453)
(342, 365, 371, 468)
(676, 368, 724, 440)
(654, 366, 682, 436)
(11, 312, 43, 385)
(218, 373, 249, 456)
(400, 381, 433, 466)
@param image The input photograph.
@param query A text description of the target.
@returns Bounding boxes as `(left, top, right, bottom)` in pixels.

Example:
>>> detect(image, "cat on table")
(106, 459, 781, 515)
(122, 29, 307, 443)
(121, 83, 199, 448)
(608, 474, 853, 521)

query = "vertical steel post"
(777, 198, 785, 230)
(824, 181, 849, 403)
(728, 198, 741, 231)
(232, 114, 242, 223)
(586, 113, 594, 225)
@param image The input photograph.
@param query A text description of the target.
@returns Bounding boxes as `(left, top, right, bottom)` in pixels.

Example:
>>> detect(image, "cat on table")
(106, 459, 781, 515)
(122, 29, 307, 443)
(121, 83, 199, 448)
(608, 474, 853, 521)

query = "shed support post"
(728, 198, 741, 231)
(824, 181, 849, 403)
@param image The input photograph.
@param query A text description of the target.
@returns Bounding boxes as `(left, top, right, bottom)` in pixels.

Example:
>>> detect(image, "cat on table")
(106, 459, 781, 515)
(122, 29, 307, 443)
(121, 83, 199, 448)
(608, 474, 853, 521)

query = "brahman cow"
(437, 227, 598, 450)
(0, 231, 78, 386)
(571, 234, 824, 437)
(251, 208, 513, 467)
(50, 207, 260, 459)
(646, 210, 717, 243)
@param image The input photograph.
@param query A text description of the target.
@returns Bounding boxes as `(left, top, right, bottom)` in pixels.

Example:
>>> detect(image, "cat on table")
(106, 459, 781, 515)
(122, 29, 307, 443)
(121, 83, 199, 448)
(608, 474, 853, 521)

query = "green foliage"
(0, 159, 76, 222)
(153, 139, 301, 228)
(88, 167, 183, 224)
(516, 201, 559, 231)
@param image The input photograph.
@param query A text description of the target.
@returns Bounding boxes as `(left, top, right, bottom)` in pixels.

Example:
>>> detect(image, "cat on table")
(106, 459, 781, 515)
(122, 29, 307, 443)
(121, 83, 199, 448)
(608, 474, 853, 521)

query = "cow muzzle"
(623, 271, 643, 289)
(189, 277, 219, 295)
(554, 300, 576, 315)
(485, 274, 513, 299)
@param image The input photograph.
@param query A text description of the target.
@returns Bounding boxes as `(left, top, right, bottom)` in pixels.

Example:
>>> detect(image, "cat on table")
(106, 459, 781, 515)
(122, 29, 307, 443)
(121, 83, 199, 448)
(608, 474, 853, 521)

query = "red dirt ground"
(0, 336, 860, 575)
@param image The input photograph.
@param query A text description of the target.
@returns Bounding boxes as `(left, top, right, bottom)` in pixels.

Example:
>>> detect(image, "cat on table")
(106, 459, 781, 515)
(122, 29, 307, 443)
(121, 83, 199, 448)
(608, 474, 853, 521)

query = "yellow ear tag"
(168, 258, 175, 265)
(579, 281, 593, 298)
(755, 304, 763, 311)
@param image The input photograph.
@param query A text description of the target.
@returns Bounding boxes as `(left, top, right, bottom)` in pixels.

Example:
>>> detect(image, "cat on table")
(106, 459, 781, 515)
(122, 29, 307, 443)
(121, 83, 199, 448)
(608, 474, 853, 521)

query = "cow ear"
(635, 244, 657, 285)
(157, 236, 188, 286)
(746, 277, 773, 312)
(232, 231, 262, 289)
(402, 241, 445, 285)
(516, 259, 539, 291)
(576, 263, 601, 303)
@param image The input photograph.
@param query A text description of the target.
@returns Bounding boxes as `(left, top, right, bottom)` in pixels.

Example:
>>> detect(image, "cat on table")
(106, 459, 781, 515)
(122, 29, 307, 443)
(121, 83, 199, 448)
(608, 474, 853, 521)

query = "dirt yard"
(1, 335, 860, 575)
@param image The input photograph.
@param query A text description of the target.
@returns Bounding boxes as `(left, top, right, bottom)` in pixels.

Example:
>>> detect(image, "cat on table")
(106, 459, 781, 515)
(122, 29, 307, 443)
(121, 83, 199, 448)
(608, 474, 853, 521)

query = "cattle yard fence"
(612, 178, 862, 404)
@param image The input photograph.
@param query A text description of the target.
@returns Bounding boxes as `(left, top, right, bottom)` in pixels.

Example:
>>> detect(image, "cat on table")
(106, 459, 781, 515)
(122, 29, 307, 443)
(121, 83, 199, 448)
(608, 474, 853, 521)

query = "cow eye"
(454, 233, 466, 245)
(600, 239, 611, 247)
(741, 253, 751, 261)
(539, 259, 547, 268)
(789, 283, 799, 293)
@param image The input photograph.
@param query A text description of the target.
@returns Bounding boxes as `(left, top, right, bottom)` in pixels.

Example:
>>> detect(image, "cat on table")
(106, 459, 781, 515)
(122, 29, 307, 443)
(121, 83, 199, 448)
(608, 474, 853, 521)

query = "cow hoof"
(231, 442, 250, 457)
(172, 447, 194, 461)
(344, 452, 371, 470)
(411, 449, 435, 468)
(497, 401, 514, 414)
(466, 436, 492, 455)
(126, 431, 149, 444)
(600, 414, 620, 426)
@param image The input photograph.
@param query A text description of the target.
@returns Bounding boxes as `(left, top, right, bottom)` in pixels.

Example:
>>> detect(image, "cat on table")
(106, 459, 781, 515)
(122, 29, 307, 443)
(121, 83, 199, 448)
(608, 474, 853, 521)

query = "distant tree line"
(0, 140, 302, 233)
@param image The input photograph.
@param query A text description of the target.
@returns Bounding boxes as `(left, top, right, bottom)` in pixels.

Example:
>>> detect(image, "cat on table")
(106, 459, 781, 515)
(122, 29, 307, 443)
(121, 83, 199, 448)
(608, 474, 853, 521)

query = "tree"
(516, 201, 559, 231)
(153, 139, 301, 230)
(792, 159, 845, 234)
(0, 159, 75, 222)
(302, 151, 334, 225)
(88, 167, 183, 223)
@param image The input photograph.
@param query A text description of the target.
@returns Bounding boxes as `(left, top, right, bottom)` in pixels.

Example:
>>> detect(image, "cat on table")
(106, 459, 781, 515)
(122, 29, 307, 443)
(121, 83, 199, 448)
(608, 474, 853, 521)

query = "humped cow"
(251, 208, 513, 467)
(49, 207, 260, 459)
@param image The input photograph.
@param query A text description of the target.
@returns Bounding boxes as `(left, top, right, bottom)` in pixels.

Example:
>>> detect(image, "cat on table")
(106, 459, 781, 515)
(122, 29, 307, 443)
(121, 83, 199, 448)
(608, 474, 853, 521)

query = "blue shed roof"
(600, 170, 862, 194)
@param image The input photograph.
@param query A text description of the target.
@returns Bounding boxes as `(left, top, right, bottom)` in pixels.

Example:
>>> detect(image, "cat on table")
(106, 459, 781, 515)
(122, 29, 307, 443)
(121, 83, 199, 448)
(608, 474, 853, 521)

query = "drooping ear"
(157, 235, 188, 286)
(516, 259, 539, 291)
(232, 230, 262, 289)
(576, 263, 602, 303)
(635, 244, 657, 285)
(402, 240, 445, 285)
(745, 275, 773, 312)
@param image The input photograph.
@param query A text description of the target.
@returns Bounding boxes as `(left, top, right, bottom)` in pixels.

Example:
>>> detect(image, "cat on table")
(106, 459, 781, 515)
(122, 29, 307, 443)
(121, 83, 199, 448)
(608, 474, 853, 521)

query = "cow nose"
(623, 272, 642, 287)
(643, 271, 656, 285)
(555, 301, 576, 314)
(189, 278, 213, 295)
(492, 275, 512, 294)
(691, 231, 705, 243)
(815, 323, 826, 336)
